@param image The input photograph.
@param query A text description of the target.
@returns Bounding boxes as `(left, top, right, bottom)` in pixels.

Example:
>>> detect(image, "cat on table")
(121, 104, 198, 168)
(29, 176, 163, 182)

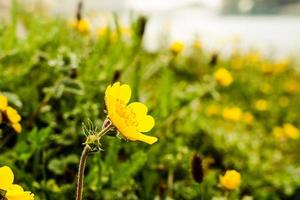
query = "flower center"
(115, 100, 138, 127)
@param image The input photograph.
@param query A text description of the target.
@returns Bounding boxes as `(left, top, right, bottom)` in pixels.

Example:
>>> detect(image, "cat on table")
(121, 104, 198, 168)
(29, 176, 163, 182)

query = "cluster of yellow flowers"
(273, 123, 299, 140)
(219, 170, 241, 190)
(214, 68, 233, 87)
(0, 95, 22, 133)
(206, 105, 254, 125)
(0, 166, 34, 200)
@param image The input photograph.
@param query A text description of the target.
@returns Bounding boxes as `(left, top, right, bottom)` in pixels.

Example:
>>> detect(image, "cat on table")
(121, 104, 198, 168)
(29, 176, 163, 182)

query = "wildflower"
(278, 96, 289, 107)
(273, 126, 285, 140)
(0, 95, 8, 111)
(71, 19, 90, 34)
(219, 170, 241, 190)
(222, 107, 242, 122)
(214, 68, 233, 87)
(273, 59, 289, 74)
(0, 166, 34, 200)
(260, 83, 272, 94)
(206, 105, 220, 117)
(97, 27, 108, 38)
(284, 80, 299, 94)
(255, 99, 268, 111)
(0, 95, 22, 133)
(283, 123, 299, 139)
(273, 124, 299, 140)
(105, 82, 158, 144)
(170, 41, 184, 55)
(231, 57, 243, 70)
(243, 112, 254, 125)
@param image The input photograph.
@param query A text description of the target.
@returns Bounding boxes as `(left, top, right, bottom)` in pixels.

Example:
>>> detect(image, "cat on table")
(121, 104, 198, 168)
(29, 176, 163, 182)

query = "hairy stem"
(76, 145, 91, 200)
(76, 121, 113, 200)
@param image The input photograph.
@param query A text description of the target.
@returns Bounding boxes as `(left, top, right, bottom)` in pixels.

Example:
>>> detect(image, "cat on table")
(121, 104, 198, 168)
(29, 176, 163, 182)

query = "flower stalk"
(75, 122, 113, 200)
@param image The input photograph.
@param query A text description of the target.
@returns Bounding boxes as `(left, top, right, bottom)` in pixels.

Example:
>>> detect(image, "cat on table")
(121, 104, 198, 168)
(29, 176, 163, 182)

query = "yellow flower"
(71, 19, 90, 34)
(206, 105, 220, 117)
(283, 123, 299, 139)
(273, 59, 289, 74)
(284, 80, 299, 94)
(0, 95, 8, 111)
(219, 170, 241, 190)
(6, 107, 21, 124)
(278, 96, 289, 107)
(272, 126, 285, 140)
(0, 166, 34, 200)
(12, 123, 22, 134)
(222, 107, 242, 122)
(260, 83, 272, 94)
(214, 68, 233, 87)
(255, 99, 268, 111)
(105, 82, 158, 144)
(243, 112, 254, 125)
(97, 27, 108, 38)
(170, 41, 184, 54)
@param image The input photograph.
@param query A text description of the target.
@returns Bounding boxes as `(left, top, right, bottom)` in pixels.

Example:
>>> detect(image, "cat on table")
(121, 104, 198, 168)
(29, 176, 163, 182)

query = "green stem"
(75, 123, 113, 200)
(76, 145, 91, 200)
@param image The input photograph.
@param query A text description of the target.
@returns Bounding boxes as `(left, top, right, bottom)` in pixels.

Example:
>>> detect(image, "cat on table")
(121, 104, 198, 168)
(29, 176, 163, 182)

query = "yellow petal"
(0, 166, 14, 190)
(6, 107, 21, 124)
(12, 123, 22, 134)
(137, 115, 155, 132)
(0, 95, 8, 111)
(134, 132, 158, 144)
(127, 102, 148, 119)
(119, 84, 131, 104)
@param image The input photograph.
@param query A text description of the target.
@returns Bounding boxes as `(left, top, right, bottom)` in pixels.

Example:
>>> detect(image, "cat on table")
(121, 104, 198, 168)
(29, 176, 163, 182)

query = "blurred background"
(1, 0, 300, 58)
(1, 0, 300, 200)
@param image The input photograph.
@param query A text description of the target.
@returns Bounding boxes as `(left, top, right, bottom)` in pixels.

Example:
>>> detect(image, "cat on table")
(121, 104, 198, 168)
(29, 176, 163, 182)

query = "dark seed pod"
(210, 53, 218, 66)
(136, 15, 148, 39)
(70, 67, 78, 79)
(191, 153, 204, 183)
(76, 0, 83, 21)
(112, 70, 121, 83)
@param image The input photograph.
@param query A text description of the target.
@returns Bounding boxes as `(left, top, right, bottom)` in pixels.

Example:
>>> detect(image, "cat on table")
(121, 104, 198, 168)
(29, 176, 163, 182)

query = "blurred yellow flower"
(6, 106, 21, 124)
(97, 27, 108, 38)
(278, 96, 289, 107)
(260, 83, 272, 94)
(273, 124, 299, 140)
(231, 57, 243, 70)
(170, 41, 184, 54)
(283, 123, 299, 139)
(214, 68, 233, 87)
(0, 166, 34, 200)
(105, 82, 158, 144)
(206, 105, 221, 117)
(273, 59, 290, 74)
(255, 99, 268, 111)
(219, 170, 241, 190)
(260, 63, 273, 74)
(71, 19, 90, 34)
(284, 80, 299, 94)
(0, 95, 8, 111)
(243, 112, 254, 125)
(273, 126, 285, 140)
(0, 96, 22, 134)
(222, 107, 242, 122)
